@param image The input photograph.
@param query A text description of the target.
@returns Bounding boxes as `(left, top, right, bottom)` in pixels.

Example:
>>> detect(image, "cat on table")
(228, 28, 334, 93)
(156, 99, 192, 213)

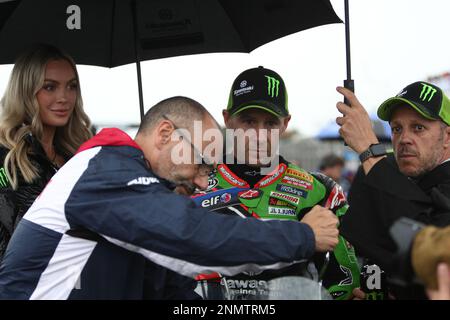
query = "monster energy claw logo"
(265, 75, 280, 98)
(0, 167, 9, 188)
(419, 83, 437, 102)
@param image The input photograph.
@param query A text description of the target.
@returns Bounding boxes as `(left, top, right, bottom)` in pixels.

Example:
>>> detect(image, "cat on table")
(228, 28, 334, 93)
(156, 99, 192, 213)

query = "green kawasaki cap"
(377, 81, 450, 125)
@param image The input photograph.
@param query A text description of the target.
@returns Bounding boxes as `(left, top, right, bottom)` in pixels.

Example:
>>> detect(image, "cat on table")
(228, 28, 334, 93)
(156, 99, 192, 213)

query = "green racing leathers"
(192, 157, 360, 300)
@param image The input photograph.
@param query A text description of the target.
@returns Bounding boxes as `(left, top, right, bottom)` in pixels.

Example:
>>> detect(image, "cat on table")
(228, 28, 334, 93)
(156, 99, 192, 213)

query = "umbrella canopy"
(0, 0, 342, 120)
(317, 113, 392, 142)
(0, 0, 341, 66)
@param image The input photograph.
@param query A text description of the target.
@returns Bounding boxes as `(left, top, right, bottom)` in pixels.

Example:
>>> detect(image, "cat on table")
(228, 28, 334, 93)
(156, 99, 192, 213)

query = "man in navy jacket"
(0, 96, 339, 299)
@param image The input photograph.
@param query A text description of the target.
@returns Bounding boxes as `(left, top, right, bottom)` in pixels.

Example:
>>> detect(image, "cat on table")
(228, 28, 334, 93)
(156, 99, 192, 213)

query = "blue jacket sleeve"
(65, 160, 315, 277)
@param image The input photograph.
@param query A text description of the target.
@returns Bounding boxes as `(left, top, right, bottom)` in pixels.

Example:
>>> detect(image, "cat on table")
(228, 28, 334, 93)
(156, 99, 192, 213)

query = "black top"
(341, 154, 450, 298)
(0, 134, 69, 258)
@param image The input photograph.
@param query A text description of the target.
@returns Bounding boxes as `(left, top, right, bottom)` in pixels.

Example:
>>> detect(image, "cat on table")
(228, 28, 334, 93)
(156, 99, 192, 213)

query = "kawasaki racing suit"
(192, 156, 360, 300)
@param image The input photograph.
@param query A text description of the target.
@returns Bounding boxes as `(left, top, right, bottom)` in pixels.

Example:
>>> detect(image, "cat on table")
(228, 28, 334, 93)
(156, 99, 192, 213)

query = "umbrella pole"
(135, 61, 145, 121)
(343, 0, 354, 104)
(131, 0, 145, 122)
(342, 0, 354, 146)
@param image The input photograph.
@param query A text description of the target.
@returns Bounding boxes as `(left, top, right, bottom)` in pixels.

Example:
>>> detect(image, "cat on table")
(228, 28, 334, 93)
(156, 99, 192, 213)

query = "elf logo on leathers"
(201, 193, 231, 207)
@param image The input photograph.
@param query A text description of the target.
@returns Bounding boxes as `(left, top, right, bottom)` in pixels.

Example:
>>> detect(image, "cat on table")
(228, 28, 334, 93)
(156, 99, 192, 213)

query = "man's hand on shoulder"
(301, 205, 339, 252)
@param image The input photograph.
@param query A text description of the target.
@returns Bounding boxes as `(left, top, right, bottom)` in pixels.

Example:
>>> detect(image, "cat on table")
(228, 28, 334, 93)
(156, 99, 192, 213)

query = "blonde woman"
(0, 44, 92, 258)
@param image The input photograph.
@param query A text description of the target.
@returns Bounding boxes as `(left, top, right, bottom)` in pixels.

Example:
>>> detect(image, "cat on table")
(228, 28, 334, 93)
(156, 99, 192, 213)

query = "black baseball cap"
(377, 81, 450, 125)
(226, 66, 289, 117)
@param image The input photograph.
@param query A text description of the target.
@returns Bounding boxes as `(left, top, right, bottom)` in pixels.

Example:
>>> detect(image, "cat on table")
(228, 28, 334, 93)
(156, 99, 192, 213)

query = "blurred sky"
(1, 0, 450, 137)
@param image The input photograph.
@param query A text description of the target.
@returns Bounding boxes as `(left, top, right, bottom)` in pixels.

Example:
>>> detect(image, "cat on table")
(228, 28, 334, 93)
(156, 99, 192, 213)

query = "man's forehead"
(389, 104, 432, 123)
(236, 109, 281, 121)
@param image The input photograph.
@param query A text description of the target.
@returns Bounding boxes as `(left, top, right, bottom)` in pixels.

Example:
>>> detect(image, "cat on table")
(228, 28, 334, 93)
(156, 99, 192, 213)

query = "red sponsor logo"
(270, 191, 299, 205)
(219, 165, 249, 187)
(255, 164, 287, 188)
(238, 189, 261, 199)
(325, 185, 346, 209)
(281, 176, 313, 190)
(269, 197, 296, 209)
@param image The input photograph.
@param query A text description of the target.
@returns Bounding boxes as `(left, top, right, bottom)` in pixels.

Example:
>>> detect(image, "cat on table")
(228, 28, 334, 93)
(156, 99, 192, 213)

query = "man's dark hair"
(138, 96, 211, 134)
(319, 154, 345, 171)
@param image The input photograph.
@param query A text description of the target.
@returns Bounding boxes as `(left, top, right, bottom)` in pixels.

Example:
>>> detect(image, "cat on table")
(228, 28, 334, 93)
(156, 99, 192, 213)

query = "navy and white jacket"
(0, 128, 315, 299)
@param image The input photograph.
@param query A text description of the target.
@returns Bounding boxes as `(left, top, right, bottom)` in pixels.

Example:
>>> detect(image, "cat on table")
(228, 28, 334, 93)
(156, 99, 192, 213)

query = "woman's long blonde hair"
(0, 44, 92, 189)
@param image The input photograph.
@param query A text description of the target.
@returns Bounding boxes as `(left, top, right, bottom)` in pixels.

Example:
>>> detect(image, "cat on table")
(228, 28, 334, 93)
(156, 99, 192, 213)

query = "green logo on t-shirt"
(0, 167, 9, 187)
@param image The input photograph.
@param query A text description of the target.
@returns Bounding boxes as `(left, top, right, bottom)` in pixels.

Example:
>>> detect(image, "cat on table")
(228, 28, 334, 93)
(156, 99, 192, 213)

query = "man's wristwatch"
(359, 143, 387, 162)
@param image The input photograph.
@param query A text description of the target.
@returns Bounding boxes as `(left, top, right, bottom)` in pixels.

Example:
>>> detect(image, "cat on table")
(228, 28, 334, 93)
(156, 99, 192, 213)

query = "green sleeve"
(309, 172, 361, 300)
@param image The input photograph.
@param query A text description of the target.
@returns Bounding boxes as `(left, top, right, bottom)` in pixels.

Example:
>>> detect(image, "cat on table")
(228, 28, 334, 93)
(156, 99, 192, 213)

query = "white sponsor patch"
(281, 176, 313, 190)
(257, 164, 286, 187)
(127, 177, 160, 186)
(234, 85, 254, 97)
(219, 166, 247, 187)
(268, 206, 296, 216)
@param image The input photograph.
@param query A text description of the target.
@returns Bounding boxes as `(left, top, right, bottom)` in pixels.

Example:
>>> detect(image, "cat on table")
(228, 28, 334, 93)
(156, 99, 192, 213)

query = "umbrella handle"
(343, 79, 354, 106)
(342, 79, 354, 146)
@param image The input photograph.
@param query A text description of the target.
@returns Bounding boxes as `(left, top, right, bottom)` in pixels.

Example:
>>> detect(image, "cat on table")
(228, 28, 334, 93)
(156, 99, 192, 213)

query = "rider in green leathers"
(193, 67, 360, 299)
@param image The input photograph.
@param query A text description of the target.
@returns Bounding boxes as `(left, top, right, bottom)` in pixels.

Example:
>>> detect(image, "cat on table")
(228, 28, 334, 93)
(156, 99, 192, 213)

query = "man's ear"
(444, 126, 450, 149)
(155, 120, 174, 149)
(280, 115, 291, 134)
(223, 110, 231, 126)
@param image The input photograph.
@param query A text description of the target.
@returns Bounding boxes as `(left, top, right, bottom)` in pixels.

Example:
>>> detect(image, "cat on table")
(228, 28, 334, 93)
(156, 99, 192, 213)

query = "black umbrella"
(0, 0, 342, 121)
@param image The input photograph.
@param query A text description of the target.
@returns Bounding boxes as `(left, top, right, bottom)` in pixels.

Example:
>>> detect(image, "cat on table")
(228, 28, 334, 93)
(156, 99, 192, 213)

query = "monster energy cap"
(377, 81, 450, 125)
(227, 66, 289, 117)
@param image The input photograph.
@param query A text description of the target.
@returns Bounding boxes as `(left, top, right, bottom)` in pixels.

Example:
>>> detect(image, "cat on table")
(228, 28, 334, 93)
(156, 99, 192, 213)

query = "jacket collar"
(76, 128, 177, 190)
(416, 160, 450, 191)
(76, 128, 141, 154)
